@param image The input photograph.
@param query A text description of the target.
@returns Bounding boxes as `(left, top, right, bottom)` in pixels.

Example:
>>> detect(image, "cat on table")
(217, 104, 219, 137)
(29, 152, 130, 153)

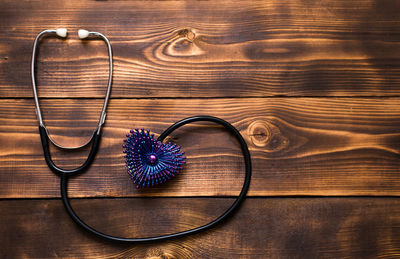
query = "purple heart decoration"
(123, 129, 186, 188)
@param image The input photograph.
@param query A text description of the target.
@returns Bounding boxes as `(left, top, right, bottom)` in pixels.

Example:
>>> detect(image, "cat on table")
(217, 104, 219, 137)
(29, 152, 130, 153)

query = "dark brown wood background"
(1, 0, 400, 258)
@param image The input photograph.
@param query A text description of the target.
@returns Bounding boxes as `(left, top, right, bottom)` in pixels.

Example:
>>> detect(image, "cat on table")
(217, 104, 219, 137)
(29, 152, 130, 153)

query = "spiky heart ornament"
(123, 129, 186, 188)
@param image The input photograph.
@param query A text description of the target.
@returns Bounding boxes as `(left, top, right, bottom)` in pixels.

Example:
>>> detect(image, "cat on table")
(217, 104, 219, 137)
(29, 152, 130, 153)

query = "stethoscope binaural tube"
(31, 28, 112, 176)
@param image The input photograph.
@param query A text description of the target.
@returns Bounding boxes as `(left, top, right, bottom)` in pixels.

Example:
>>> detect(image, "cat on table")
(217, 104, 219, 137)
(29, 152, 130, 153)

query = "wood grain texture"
(1, 0, 400, 97)
(2, 0, 400, 257)
(1, 198, 400, 258)
(1, 98, 400, 198)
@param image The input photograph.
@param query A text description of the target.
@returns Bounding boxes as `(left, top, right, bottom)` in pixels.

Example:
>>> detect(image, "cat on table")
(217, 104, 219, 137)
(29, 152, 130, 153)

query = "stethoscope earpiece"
(55, 28, 67, 38)
(78, 29, 90, 39)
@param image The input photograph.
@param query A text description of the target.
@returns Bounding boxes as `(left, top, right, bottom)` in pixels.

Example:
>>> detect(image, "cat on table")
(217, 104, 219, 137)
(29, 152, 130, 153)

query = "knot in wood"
(248, 120, 271, 147)
(178, 28, 196, 42)
(248, 119, 289, 152)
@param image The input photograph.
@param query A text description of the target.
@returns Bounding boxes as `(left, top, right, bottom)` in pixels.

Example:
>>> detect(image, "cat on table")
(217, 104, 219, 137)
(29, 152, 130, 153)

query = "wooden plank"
(1, 98, 400, 198)
(1, 0, 400, 97)
(1, 198, 400, 258)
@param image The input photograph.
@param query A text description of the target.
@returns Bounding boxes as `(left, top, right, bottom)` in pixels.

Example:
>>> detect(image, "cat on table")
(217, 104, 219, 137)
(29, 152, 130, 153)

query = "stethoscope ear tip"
(78, 29, 90, 39)
(56, 28, 67, 38)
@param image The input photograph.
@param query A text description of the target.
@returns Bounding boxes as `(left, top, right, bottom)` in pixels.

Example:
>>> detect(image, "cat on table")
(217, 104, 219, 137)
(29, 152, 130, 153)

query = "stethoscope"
(31, 29, 252, 243)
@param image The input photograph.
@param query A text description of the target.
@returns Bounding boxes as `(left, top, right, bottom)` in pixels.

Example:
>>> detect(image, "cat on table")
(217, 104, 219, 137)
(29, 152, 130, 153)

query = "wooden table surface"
(1, 0, 400, 258)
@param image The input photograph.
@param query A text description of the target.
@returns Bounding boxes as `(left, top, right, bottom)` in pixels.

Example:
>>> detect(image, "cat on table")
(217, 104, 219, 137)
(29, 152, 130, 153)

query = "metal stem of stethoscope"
(31, 28, 112, 175)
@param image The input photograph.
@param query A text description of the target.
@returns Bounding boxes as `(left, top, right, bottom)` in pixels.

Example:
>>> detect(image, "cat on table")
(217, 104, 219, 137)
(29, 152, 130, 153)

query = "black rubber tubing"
(39, 125, 102, 176)
(59, 115, 252, 243)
